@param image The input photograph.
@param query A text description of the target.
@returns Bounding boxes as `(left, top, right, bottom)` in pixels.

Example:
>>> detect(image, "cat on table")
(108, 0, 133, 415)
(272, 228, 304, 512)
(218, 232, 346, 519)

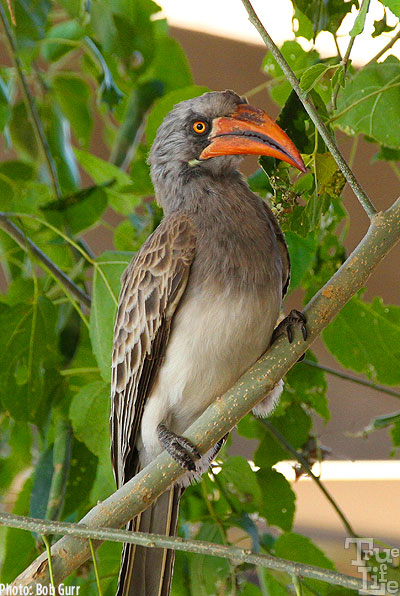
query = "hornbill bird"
(111, 90, 307, 596)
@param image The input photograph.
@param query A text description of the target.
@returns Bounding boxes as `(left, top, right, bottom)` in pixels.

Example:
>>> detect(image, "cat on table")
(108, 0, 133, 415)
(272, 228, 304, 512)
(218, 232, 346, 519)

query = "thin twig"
(240, 0, 377, 219)
(88, 538, 103, 596)
(0, 512, 370, 592)
(303, 359, 400, 399)
(365, 28, 400, 67)
(263, 420, 358, 539)
(0, 214, 91, 307)
(0, 2, 61, 199)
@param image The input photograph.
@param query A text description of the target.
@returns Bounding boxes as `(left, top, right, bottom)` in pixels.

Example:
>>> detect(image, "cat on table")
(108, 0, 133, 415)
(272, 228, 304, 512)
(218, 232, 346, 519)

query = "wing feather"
(110, 212, 196, 488)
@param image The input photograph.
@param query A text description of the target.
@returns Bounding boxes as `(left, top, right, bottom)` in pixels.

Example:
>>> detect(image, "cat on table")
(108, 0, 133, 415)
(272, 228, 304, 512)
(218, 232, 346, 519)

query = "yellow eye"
(193, 121, 207, 134)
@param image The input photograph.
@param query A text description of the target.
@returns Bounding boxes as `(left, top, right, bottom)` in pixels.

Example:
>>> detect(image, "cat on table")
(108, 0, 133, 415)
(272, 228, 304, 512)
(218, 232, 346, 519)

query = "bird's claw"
(157, 423, 201, 471)
(271, 309, 308, 346)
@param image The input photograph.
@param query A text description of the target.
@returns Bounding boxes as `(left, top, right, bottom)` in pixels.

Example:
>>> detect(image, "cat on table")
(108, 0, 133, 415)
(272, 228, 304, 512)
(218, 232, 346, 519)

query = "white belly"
(139, 285, 281, 466)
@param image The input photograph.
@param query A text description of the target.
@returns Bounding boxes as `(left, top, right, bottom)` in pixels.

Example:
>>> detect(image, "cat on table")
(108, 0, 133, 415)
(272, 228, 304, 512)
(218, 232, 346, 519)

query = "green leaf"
(300, 63, 336, 93)
(2, 477, 37, 582)
(30, 444, 53, 519)
(285, 231, 317, 291)
(372, 14, 396, 37)
(381, 0, 400, 18)
(274, 532, 336, 595)
(41, 104, 80, 192)
(41, 20, 84, 62)
(391, 418, 400, 446)
(334, 56, 400, 149)
(75, 149, 132, 187)
(292, 0, 358, 37)
(331, 64, 345, 91)
(239, 583, 263, 596)
(171, 551, 191, 596)
(254, 404, 312, 468)
(14, 0, 51, 50)
(0, 160, 35, 181)
(0, 72, 12, 132)
(43, 185, 108, 234)
(189, 523, 231, 596)
(0, 421, 32, 491)
(284, 351, 329, 420)
(69, 381, 110, 460)
(90, 250, 133, 380)
(62, 437, 98, 518)
(53, 73, 92, 148)
(217, 456, 262, 514)
(276, 90, 320, 154)
(145, 36, 193, 93)
(373, 145, 400, 161)
(146, 85, 210, 145)
(89, 0, 159, 65)
(349, 0, 370, 36)
(261, 571, 291, 595)
(114, 218, 150, 252)
(9, 101, 39, 159)
(263, 41, 319, 106)
(257, 469, 295, 531)
(0, 298, 61, 426)
(292, 6, 314, 40)
(322, 296, 400, 385)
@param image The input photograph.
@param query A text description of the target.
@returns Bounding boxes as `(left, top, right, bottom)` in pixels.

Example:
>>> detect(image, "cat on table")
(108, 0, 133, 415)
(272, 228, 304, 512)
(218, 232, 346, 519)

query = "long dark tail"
(116, 486, 182, 596)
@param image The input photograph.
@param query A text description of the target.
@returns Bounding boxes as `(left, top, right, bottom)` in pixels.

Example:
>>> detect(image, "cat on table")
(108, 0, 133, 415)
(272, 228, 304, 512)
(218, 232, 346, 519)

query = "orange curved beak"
(200, 103, 306, 173)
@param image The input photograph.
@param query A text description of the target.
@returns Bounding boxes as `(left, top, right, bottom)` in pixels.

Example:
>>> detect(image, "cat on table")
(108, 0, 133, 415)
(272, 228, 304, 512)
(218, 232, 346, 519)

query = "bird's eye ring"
(193, 121, 208, 134)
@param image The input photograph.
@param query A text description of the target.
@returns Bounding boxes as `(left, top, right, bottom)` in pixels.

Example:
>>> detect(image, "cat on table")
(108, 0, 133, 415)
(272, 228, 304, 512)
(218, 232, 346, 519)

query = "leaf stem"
(0, 214, 91, 307)
(328, 80, 400, 124)
(88, 538, 103, 596)
(41, 535, 56, 590)
(0, 512, 370, 592)
(262, 420, 358, 539)
(365, 28, 400, 67)
(240, 0, 377, 219)
(0, 2, 61, 199)
(303, 359, 400, 399)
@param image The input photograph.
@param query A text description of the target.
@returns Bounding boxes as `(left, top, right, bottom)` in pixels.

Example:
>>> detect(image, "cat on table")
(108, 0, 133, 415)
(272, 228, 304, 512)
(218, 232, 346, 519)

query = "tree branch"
(240, 0, 377, 219)
(0, 512, 369, 593)
(0, 2, 62, 199)
(9, 197, 400, 590)
(263, 420, 358, 539)
(303, 359, 400, 399)
(0, 214, 91, 307)
(365, 28, 400, 67)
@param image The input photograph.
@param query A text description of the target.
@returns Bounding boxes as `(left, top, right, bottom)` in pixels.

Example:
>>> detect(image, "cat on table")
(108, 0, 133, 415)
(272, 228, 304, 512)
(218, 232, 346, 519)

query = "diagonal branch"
(303, 359, 400, 398)
(0, 214, 91, 307)
(9, 197, 400, 590)
(240, 0, 377, 219)
(263, 420, 358, 539)
(0, 512, 369, 592)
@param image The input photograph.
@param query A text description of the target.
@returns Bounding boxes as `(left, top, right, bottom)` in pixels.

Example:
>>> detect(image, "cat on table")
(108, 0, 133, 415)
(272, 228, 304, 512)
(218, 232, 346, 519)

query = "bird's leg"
(157, 423, 201, 471)
(270, 309, 308, 345)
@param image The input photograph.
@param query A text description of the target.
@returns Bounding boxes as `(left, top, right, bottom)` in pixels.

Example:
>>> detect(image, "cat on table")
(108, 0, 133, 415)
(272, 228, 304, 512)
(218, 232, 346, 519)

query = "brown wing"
(110, 212, 196, 488)
(262, 201, 290, 298)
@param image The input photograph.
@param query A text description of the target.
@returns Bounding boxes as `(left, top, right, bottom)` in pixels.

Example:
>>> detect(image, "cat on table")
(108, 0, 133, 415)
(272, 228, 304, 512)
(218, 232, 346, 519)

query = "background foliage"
(0, 0, 399, 594)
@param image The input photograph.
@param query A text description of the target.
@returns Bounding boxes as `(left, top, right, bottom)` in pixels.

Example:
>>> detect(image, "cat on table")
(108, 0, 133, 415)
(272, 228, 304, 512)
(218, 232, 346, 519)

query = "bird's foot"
(157, 423, 201, 471)
(271, 309, 308, 345)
